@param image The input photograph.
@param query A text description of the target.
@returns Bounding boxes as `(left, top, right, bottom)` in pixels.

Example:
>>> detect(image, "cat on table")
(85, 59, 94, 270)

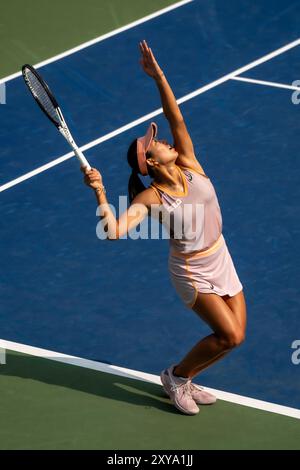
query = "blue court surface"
(1, 0, 300, 413)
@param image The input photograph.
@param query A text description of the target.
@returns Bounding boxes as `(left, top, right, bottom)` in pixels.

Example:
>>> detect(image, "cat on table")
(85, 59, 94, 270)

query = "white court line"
(0, 339, 299, 420)
(1, 37, 300, 193)
(232, 75, 300, 91)
(0, 0, 193, 85)
(0, 347, 6, 365)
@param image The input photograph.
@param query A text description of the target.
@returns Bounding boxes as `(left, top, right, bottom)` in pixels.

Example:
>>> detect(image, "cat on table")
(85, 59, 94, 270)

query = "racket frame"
(22, 64, 91, 170)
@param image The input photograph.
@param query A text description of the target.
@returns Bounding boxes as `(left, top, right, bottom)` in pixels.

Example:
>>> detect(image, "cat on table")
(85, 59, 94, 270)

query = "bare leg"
(222, 290, 247, 331)
(174, 290, 247, 379)
(186, 290, 247, 377)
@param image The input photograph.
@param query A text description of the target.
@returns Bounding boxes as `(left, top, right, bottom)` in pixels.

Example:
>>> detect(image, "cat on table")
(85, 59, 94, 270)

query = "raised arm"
(139, 40, 205, 173)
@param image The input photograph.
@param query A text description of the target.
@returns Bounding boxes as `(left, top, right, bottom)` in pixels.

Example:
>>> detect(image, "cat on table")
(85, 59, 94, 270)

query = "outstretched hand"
(139, 40, 164, 80)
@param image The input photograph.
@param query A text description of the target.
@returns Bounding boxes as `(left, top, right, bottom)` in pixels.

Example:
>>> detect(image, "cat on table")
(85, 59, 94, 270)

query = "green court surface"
(0, 350, 299, 450)
(0, 0, 178, 78)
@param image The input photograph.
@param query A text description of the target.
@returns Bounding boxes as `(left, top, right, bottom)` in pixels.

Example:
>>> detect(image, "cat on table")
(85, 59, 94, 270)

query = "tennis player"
(83, 40, 247, 416)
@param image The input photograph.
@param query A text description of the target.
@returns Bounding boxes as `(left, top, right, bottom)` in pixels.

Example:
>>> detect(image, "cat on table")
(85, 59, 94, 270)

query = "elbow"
(106, 228, 120, 241)
(104, 222, 119, 241)
(106, 230, 119, 241)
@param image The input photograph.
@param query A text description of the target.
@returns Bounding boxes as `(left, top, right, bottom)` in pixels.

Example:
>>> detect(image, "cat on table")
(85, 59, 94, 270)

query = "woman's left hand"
(139, 40, 164, 80)
(81, 166, 103, 190)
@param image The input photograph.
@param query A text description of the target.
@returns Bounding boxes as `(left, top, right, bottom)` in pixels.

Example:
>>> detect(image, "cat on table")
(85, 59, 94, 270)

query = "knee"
(218, 329, 246, 350)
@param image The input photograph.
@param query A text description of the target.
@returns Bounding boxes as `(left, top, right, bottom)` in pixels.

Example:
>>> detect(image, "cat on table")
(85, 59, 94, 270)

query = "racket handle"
(73, 145, 91, 171)
(58, 127, 91, 170)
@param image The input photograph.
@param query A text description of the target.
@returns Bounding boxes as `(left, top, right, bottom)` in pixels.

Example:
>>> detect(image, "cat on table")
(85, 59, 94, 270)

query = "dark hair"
(127, 139, 153, 203)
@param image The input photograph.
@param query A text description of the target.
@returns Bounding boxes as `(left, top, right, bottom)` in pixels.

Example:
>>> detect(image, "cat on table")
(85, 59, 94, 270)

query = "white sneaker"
(160, 365, 199, 415)
(189, 383, 217, 405)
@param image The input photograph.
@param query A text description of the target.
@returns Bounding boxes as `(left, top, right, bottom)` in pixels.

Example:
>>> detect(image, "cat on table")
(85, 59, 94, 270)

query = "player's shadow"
(0, 351, 182, 416)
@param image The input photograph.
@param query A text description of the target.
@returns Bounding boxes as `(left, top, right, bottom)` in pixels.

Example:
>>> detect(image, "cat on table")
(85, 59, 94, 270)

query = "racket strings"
(24, 68, 60, 126)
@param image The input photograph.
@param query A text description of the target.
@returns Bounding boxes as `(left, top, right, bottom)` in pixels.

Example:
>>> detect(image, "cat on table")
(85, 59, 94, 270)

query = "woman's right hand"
(81, 166, 103, 190)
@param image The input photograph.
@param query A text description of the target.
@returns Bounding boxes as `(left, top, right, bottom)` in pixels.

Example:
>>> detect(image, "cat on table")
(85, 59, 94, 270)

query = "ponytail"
(128, 170, 147, 203)
(127, 138, 149, 203)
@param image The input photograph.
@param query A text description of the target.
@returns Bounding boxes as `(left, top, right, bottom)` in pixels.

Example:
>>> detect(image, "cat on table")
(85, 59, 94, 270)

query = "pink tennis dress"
(150, 165, 243, 308)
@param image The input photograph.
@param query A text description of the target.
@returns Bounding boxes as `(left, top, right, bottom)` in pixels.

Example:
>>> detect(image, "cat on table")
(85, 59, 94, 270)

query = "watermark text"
(0, 83, 6, 104)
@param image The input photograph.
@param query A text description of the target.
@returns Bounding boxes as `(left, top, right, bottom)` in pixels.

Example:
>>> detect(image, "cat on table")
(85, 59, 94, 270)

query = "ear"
(146, 158, 155, 168)
(147, 157, 160, 167)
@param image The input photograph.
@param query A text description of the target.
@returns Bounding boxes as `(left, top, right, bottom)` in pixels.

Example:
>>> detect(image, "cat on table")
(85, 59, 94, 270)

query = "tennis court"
(1, 0, 300, 449)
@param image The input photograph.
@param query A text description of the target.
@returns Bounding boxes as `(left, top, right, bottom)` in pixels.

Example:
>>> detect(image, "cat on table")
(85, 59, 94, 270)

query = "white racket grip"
(59, 127, 91, 170)
(72, 145, 91, 171)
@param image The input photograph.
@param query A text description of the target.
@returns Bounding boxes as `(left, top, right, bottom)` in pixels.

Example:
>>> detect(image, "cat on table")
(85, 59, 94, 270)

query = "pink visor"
(137, 122, 158, 176)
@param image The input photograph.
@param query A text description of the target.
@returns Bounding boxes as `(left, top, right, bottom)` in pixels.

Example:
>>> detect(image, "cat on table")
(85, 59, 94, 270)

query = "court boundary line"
(231, 75, 300, 91)
(1, 37, 299, 193)
(0, 0, 193, 85)
(0, 339, 299, 420)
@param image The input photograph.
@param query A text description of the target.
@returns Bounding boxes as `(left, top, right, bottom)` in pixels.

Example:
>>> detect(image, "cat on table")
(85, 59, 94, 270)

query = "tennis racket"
(22, 64, 91, 170)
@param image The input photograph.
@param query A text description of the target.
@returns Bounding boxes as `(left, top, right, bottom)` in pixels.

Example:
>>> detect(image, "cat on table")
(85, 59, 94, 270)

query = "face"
(147, 138, 178, 168)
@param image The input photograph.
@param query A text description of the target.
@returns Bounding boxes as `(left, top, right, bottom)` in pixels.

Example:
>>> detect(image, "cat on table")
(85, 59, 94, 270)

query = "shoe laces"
(190, 382, 204, 392)
(170, 380, 192, 395)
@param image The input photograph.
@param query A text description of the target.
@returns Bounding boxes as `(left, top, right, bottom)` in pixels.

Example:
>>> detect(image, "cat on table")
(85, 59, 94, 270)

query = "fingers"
(81, 167, 101, 177)
(83, 167, 102, 188)
(139, 41, 144, 54)
(142, 40, 150, 53)
(143, 43, 157, 67)
(81, 165, 97, 174)
(144, 41, 154, 60)
(139, 40, 147, 52)
(139, 42, 155, 73)
(139, 40, 151, 58)
(139, 42, 147, 63)
(139, 40, 161, 79)
(148, 47, 156, 63)
(86, 167, 97, 174)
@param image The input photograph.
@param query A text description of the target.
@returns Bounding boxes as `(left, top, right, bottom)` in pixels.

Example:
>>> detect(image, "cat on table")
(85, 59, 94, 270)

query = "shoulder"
(131, 186, 162, 208)
(175, 154, 207, 177)
(177, 163, 208, 178)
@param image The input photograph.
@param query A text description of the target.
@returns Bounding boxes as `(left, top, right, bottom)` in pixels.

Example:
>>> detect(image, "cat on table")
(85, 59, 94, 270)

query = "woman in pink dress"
(83, 41, 247, 416)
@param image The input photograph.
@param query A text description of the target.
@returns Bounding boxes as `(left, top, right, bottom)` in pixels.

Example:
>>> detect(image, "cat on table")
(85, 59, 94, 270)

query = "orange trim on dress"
(150, 166, 188, 198)
(170, 234, 224, 260)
